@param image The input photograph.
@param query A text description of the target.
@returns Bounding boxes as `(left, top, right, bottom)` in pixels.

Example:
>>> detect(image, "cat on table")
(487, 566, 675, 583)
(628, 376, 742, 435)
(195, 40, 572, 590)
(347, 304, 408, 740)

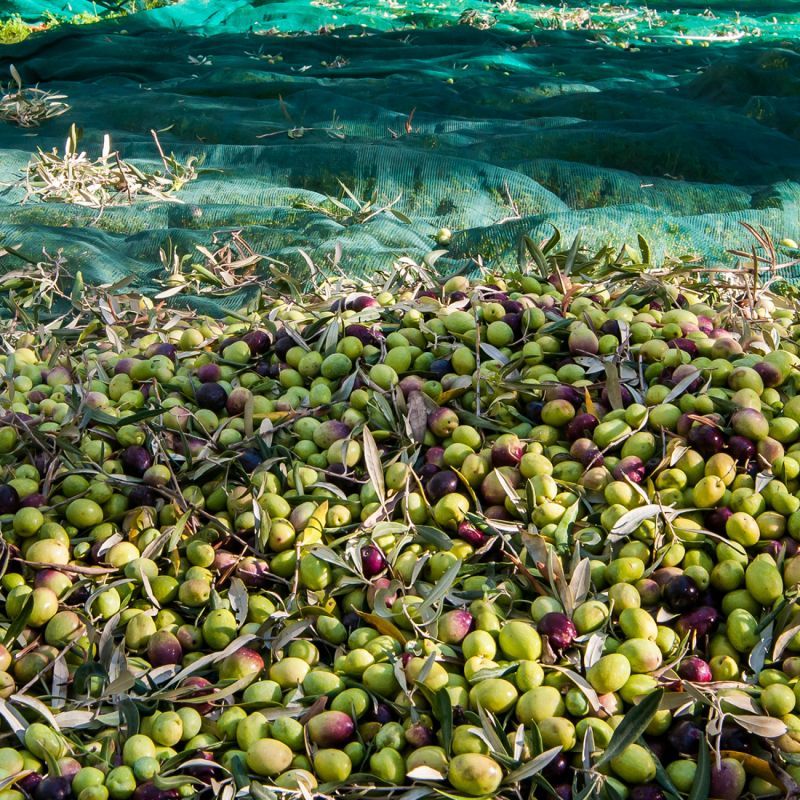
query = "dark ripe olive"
(663, 575, 700, 612)
(132, 783, 161, 800)
(273, 333, 293, 361)
(429, 358, 452, 378)
(543, 753, 570, 781)
(669, 338, 699, 357)
(761, 539, 785, 561)
(719, 724, 751, 753)
(554, 785, 573, 800)
(34, 775, 72, 800)
(503, 299, 523, 314)
(667, 720, 702, 755)
(457, 520, 487, 546)
(688, 424, 725, 457)
(601, 319, 621, 338)
(342, 611, 360, 631)
(524, 400, 544, 424)
(128, 485, 156, 508)
(612, 456, 645, 483)
(21, 493, 46, 508)
(18, 773, 42, 795)
(601, 385, 634, 408)
(630, 787, 666, 800)
(185, 751, 219, 782)
(195, 382, 228, 411)
(537, 612, 577, 651)
(678, 656, 712, 682)
(242, 330, 271, 355)
(344, 324, 381, 346)
(239, 449, 263, 472)
(696, 315, 713, 334)
(349, 295, 379, 311)
(502, 312, 522, 336)
(705, 506, 733, 533)
(643, 736, 667, 764)
(122, 445, 153, 477)
(361, 545, 387, 578)
(676, 414, 695, 438)
(196, 363, 221, 383)
(448, 290, 469, 303)
(727, 435, 756, 463)
(565, 413, 598, 441)
(146, 342, 177, 361)
(371, 703, 394, 724)
(419, 463, 440, 482)
(675, 605, 720, 639)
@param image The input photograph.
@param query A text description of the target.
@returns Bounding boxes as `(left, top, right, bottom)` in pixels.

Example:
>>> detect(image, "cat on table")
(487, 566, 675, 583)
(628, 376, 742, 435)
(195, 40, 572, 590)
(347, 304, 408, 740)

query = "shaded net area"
(1, 1, 800, 310)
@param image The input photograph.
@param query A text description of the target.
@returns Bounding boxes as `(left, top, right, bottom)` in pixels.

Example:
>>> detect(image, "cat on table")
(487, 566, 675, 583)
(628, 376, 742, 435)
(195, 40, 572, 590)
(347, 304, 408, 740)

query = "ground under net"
(1, 1, 800, 313)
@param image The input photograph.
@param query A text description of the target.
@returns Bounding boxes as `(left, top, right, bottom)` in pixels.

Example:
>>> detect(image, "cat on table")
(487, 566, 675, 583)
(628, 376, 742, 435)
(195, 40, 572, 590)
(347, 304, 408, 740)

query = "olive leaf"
(3, 593, 33, 646)
(228, 577, 249, 627)
(503, 746, 562, 784)
(595, 688, 664, 768)
(415, 525, 453, 550)
(362, 425, 385, 504)
(432, 688, 453, 755)
(418, 558, 461, 616)
(731, 714, 788, 738)
(688, 736, 710, 800)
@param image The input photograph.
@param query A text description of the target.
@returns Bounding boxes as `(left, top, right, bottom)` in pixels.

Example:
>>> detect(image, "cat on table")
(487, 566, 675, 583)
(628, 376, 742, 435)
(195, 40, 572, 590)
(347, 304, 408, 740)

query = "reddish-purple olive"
(537, 612, 577, 651)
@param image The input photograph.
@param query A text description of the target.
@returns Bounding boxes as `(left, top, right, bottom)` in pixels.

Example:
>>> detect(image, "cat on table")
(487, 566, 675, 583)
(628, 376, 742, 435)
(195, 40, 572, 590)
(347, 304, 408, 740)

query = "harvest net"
(1, 1, 800, 312)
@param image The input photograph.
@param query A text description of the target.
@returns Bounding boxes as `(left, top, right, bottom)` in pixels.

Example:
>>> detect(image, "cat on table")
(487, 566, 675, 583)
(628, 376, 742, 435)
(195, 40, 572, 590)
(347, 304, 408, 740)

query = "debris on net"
(22, 123, 199, 208)
(0, 65, 69, 128)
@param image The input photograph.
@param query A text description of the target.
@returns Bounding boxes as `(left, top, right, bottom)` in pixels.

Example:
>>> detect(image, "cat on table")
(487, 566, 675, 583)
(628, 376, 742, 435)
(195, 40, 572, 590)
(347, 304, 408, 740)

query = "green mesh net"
(1, 2, 800, 312)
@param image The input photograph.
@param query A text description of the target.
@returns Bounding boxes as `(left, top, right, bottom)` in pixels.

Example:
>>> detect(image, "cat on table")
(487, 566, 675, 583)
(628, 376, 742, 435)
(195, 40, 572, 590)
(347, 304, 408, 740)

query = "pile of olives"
(0, 265, 799, 800)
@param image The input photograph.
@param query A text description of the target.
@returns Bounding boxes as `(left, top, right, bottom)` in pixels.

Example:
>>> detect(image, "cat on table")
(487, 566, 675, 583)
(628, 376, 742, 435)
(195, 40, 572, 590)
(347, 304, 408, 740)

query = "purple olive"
(554, 785, 573, 800)
(543, 753, 570, 781)
(508, 395, 537, 423)
(114, 357, 134, 375)
(405, 723, 436, 747)
(456, 520, 487, 546)
(34, 776, 72, 800)
(491, 434, 525, 467)
(426, 470, 460, 502)
(663, 575, 700, 612)
(344, 324, 381, 346)
(705, 506, 733, 533)
(727, 435, 756, 463)
(565, 413, 598, 441)
(18, 773, 42, 795)
(273, 333, 293, 361)
(146, 342, 177, 361)
(349, 295, 379, 311)
(667, 720, 702, 755)
(611, 456, 645, 483)
(426, 447, 446, 467)
(688, 424, 725, 457)
(242, 330, 271, 355)
(537, 612, 577, 651)
(360, 545, 387, 578)
(239, 449, 263, 472)
(122, 445, 152, 476)
(675, 606, 720, 638)
(195, 382, 228, 411)
(678, 656, 712, 683)
(196, 363, 221, 383)
(20, 493, 46, 508)
(147, 629, 183, 667)
(371, 703, 394, 724)
(669, 338, 699, 357)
